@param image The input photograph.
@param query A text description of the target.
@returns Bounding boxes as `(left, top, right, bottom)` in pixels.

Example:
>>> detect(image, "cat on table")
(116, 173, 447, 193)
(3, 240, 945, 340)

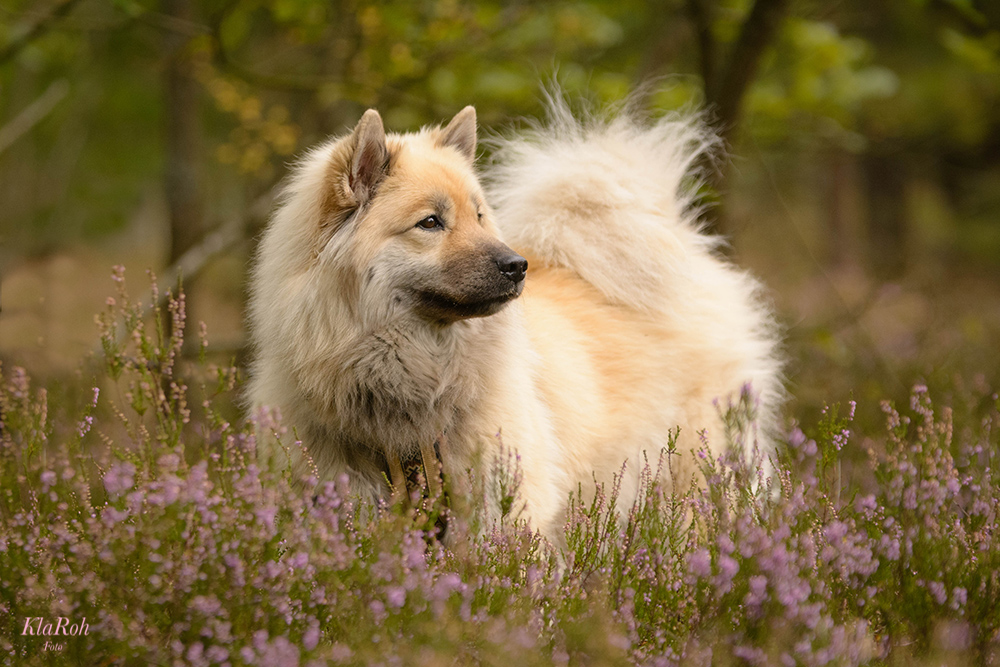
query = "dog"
(246, 100, 782, 542)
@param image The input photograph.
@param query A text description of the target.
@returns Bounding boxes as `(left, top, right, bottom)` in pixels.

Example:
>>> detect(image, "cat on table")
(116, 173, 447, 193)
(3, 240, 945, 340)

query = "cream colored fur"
(486, 100, 784, 512)
(247, 100, 782, 542)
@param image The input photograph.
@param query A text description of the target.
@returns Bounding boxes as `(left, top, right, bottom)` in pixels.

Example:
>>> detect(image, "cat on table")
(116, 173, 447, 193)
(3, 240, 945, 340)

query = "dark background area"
(2, 0, 1000, 452)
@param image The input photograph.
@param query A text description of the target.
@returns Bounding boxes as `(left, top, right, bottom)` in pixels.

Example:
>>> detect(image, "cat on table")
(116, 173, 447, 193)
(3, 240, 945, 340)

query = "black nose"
(497, 252, 528, 283)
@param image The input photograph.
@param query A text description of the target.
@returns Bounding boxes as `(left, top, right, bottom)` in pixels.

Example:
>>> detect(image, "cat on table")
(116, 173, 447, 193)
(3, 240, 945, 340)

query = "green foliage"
(749, 18, 899, 148)
(3, 0, 999, 261)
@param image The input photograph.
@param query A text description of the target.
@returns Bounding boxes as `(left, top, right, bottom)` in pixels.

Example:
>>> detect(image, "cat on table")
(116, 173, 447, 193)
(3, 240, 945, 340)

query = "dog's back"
(486, 99, 783, 499)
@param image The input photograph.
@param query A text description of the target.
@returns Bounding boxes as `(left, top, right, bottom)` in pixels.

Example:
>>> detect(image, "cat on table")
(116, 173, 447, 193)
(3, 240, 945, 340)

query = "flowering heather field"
(2, 268, 999, 666)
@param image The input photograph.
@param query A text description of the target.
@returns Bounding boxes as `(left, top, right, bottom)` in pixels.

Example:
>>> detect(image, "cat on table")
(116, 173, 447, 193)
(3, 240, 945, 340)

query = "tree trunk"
(655, 0, 791, 238)
(708, 0, 790, 149)
(863, 152, 908, 278)
(827, 148, 863, 270)
(163, 0, 205, 267)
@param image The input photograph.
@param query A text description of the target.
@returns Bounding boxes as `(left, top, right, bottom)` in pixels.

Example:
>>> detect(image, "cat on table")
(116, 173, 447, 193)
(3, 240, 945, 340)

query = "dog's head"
(316, 107, 526, 325)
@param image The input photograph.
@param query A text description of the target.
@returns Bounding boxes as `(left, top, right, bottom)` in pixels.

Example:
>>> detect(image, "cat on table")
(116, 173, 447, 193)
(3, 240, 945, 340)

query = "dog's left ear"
(438, 106, 477, 162)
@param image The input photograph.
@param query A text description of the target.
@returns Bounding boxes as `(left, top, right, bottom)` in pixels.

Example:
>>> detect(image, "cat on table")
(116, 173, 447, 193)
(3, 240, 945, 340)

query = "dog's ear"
(438, 106, 477, 162)
(349, 109, 390, 206)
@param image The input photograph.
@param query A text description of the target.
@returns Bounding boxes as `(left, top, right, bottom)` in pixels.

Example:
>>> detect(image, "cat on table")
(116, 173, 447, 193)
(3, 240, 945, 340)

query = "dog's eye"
(477, 211, 483, 220)
(415, 215, 443, 230)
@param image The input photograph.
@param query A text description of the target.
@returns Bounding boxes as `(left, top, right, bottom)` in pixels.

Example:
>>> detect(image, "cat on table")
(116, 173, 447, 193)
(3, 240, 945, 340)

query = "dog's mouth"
(412, 282, 523, 322)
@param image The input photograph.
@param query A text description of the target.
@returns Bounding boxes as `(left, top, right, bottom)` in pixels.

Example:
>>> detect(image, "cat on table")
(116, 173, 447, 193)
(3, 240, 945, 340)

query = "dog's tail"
(485, 93, 721, 315)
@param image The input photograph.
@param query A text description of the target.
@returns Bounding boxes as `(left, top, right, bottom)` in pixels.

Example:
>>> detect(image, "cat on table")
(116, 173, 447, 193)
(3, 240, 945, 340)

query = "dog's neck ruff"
(326, 316, 490, 460)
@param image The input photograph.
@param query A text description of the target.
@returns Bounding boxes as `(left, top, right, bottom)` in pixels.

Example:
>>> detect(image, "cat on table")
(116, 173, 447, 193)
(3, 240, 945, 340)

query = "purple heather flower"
(952, 587, 968, 610)
(206, 646, 229, 662)
(191, 595, 222, 616)
(746, 575, 768, 609)
(688, 548, 712, 579)
(303, 625, 320, 651)
(928, 581, 948, 606)
(386, 586, 406, 609)
(252, 630, 269, 652)
(255, 506, 278, 530)
(77, 415, 95, 438)
(369, 599, 387, 623)
(329, 643, 353, 661)
(715, 554, 739, 594)
(259, 636, 299, 665)
(855, 494, 877, 514)
(824, 520, 849, 544)
(103, 461, 136, 498)
(434, 572, 464, 597)
(287, 552, 308, 570)
(185, 642, 204, 663)
(732, 644, 765, 664)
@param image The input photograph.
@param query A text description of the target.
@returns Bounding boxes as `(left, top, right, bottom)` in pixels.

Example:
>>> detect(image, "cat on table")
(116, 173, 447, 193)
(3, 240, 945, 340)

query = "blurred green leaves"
(1, 0, 999, 256)
(941, 28, 1000, 73)
(748, 18, 899, 148)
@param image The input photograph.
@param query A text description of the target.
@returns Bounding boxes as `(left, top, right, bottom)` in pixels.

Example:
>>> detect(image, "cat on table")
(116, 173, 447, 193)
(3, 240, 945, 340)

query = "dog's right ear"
(348, 109, 389, 206)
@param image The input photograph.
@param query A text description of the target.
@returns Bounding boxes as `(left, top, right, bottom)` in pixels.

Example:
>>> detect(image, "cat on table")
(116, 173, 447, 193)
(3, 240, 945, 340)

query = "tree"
(162, 0, 206, 268)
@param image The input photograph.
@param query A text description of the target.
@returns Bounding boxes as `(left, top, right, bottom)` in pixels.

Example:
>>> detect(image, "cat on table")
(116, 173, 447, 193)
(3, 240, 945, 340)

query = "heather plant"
(1, 268, 999, 666)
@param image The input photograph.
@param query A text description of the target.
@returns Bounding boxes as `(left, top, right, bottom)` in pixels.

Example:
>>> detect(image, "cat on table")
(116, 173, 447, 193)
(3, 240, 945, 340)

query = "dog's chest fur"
(324, 316, 495, 459)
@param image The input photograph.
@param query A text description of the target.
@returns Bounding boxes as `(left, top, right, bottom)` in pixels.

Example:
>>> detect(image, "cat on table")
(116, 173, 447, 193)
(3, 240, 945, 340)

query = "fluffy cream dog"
(247, 100, 782, 541)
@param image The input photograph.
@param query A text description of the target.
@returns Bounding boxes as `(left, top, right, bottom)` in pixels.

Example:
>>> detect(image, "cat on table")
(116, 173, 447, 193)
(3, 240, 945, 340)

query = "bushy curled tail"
(484, 93, 722, 314)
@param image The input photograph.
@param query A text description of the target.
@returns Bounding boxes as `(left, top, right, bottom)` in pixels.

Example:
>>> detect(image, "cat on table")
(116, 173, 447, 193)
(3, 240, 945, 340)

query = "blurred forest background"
(2, 0, 1000, 435)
